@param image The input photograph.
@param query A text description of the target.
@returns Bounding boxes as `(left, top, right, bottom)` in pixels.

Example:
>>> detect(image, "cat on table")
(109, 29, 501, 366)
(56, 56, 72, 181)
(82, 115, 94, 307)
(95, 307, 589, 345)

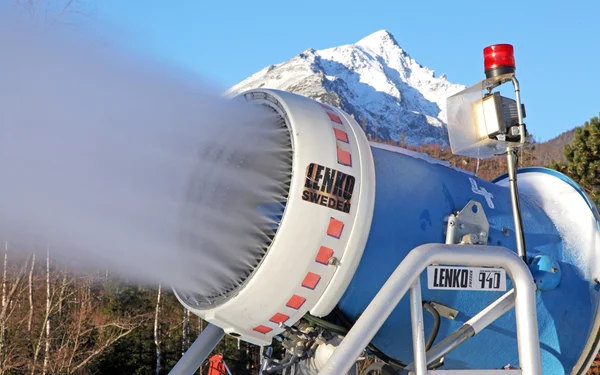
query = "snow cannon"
(171, 45, 600, 375)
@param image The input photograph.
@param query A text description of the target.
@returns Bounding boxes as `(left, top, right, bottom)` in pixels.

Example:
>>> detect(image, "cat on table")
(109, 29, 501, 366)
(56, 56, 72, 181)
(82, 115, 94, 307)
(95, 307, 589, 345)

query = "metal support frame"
(403, 289, 515, 372)
(410, 280, 428, 374)
(169, 323, 225, 375)
(318, 244, 541, 375)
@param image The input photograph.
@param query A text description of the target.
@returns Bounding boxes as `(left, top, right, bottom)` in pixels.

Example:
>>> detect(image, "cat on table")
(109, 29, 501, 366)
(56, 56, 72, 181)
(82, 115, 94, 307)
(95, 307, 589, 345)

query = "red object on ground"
(207, 354, 227, 375)
(483, 44, 516, 71)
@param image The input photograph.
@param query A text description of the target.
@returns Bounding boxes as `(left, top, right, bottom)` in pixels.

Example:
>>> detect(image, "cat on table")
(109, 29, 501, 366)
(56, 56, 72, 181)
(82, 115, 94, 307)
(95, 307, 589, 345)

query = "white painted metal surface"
(175, 89, 376, 345)
(312, 105, 377, 317)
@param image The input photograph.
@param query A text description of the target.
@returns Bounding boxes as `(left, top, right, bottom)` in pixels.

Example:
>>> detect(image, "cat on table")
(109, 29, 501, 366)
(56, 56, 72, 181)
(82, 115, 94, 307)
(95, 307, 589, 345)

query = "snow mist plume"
(0, 15, 291, 297)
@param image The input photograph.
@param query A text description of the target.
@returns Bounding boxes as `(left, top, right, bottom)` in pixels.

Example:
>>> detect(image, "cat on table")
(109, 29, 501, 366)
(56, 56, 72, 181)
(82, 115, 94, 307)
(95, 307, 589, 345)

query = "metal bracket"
(429, 301, 459, 321)
(446, 201, 490, 245)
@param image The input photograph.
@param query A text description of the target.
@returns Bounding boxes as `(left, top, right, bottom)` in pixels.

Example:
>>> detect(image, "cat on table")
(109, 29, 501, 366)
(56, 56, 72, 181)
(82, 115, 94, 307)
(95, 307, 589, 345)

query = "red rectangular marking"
(315, 246, 334, 265)
(334, 128, 349, 143)
(286, 295, 306, 310)
(253, 325, 272, 334)
(302, 272, 321, 290)
(269, 313, 290, 324)
(327, 217, 344, 239)
(337, 148, 352, 166)
(327, 112, 343, 124)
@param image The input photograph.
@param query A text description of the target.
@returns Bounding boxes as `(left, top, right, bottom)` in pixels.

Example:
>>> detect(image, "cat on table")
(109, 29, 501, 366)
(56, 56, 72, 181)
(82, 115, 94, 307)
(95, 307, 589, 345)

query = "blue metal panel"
(337, 147, 599, 374)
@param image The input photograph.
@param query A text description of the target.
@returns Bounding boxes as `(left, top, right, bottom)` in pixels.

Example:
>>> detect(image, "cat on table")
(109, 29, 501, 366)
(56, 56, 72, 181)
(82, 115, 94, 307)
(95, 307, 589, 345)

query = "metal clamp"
(446, 201, 490, 245)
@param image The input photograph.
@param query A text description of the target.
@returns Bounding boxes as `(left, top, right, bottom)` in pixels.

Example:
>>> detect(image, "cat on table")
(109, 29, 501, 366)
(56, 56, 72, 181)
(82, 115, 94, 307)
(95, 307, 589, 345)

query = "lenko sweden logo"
(302, 163, 355, 214)
(427, 266, 507, 291)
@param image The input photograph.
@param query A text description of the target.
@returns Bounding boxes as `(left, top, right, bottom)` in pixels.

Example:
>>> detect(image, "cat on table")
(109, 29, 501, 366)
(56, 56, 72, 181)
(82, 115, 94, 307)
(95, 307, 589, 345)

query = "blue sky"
(14, 0, 600, 141)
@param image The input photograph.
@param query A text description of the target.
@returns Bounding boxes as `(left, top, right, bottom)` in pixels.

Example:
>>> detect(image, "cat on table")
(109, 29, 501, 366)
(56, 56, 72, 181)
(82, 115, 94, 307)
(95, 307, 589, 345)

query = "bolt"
(480, 231, 487, 237)
(449, 220, 455, 227)
(551, 267, 558, 274)
(469, 234, 478, 243)
(328, 257, 339, 266)
(459, 223, 465, 229)
(502, 227, 510, 236)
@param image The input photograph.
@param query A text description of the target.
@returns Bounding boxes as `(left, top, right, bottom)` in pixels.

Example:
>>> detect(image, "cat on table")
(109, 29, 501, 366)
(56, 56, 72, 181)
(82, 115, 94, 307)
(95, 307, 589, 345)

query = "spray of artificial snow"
(0, 14, 290, 297)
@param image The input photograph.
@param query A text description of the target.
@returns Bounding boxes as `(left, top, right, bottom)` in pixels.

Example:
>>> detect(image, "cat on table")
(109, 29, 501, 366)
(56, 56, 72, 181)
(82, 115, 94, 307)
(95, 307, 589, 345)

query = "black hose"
(303, 313, 349, 336)
(263, 355, 298, 374)
(333, 306, 355, 328)
(422, 302, 440, 351)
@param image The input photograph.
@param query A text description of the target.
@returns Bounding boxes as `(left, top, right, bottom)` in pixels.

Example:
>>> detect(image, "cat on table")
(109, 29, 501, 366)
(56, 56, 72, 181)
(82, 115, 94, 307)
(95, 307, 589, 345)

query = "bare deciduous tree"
(0, 242, 8, 370)
(23, 258, 149, 374)
(0, 248, 32, 374)
(182, 306, 189, 356)
(154, 284, 162, 375)
(27, 253, 35, 333)
(42, 247, 50, 375)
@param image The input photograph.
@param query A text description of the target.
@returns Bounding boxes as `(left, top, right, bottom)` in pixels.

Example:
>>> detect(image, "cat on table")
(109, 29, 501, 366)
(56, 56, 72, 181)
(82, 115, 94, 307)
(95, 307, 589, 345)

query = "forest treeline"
(0, 247, 260, 375)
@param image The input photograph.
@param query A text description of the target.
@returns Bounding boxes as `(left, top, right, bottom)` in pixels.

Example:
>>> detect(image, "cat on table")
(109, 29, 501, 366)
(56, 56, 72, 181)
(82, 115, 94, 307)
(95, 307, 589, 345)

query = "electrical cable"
(423, 302, 440, 351)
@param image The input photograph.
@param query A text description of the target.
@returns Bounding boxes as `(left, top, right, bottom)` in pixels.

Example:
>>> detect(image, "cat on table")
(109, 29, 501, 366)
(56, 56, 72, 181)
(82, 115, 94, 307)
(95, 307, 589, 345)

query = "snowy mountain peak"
(356, 29, 399, 50)
(299, 48, 316, 58)
(228, 31, 465, 144)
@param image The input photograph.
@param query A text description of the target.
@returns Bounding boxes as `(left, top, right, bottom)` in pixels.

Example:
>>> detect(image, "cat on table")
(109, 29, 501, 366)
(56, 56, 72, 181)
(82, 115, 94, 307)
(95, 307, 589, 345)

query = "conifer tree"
(551, 116, 600, 205)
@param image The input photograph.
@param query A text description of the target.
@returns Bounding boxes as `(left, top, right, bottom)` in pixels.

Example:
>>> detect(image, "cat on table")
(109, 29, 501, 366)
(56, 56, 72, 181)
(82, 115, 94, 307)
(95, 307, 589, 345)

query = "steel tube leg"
(514, 275, 541, 375)
(169, 323, 225, 375)
(410, 280, 427, 375)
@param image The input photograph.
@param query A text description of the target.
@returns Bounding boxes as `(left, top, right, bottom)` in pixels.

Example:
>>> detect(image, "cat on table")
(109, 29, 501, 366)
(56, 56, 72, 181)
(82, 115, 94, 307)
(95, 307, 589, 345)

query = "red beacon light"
(484, 44, 516, 79)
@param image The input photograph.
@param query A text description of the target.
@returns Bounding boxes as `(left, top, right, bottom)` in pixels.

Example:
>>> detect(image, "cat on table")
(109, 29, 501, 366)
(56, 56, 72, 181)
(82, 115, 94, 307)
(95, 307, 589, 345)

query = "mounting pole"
(507, 75, 527, 262)
(507, 147, 526, 262)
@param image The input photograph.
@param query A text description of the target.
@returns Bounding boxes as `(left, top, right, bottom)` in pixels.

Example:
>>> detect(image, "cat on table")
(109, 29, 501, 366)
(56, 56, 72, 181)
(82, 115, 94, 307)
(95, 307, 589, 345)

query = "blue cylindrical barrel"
(337, 145, 600, 374)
